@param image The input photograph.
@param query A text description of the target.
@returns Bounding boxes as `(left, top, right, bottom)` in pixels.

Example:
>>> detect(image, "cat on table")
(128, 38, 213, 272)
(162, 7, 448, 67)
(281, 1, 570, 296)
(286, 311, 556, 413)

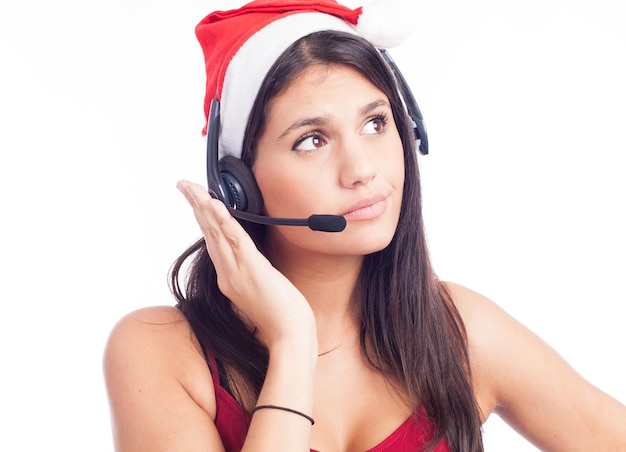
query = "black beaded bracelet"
(252, 404, 315, 425)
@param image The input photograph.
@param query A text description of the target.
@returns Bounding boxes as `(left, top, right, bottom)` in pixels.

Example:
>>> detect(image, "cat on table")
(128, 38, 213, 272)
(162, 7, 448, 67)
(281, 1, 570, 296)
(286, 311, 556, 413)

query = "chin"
(269, 220, 397, 258)
(342, 227, 396, 256)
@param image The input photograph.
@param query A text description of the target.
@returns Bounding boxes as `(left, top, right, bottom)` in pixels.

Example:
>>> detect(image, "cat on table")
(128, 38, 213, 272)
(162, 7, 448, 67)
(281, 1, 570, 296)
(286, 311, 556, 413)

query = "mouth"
(342, 194, 388, 221)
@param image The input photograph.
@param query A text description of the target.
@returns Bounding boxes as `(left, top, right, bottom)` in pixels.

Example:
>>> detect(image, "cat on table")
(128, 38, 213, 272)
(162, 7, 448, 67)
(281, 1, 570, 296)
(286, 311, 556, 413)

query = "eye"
(362, 113, 389, 135)
(292, 132, 327, 153)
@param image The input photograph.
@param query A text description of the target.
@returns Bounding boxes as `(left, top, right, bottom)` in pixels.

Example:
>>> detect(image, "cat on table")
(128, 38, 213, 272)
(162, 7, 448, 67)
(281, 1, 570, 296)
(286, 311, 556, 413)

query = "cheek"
(394, 136, 406, 182)
(382, 139, 406, 189)
(383, 142, 406, 222)
(393, 154, 406, 189)
(253, 160, 317, 217)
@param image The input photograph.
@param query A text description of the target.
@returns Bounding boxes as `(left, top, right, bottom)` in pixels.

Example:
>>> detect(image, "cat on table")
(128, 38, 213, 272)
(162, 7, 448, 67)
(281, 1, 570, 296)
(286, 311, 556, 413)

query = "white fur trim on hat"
(219, 13, 357, 160)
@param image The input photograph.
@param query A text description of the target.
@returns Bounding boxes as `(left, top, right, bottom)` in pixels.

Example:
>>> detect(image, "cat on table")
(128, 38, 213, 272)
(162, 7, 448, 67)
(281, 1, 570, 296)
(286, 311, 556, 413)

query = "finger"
(183, 183, 279, 310)
(176, 180, 237, 269)
(176, 180, 264, 276)
(176, 181, 313, 344)
(177, 180, 265, 263)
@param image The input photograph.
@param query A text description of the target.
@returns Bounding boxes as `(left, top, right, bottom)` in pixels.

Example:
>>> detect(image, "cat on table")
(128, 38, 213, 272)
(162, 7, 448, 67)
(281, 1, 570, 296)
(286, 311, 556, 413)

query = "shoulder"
(443, 281, 531, 355)
(105, 305, 192, 344)
(104, 305, 201, 374)
(103, 306, 222, 450)
(443, 282, 520, 357)
(104, 306, 214, 410)
(443, 281, 555, 410)
(441, 282, 506, 418)
(443, 281, 626, 450)
(443, 282, 519, 376)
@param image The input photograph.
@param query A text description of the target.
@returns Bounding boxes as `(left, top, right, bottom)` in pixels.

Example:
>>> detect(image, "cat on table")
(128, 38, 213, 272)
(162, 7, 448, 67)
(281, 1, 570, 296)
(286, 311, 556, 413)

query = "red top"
(205, 351, 449, 451)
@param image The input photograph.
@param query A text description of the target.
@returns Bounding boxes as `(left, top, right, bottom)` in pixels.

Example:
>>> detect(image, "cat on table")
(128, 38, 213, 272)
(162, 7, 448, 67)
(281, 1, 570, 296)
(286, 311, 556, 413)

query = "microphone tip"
(308, 215, 346, 232)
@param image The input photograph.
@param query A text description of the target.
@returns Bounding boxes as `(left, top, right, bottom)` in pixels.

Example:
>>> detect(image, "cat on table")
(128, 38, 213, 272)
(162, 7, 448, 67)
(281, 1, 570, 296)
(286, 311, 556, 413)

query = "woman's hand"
(177, 180, 317, 351)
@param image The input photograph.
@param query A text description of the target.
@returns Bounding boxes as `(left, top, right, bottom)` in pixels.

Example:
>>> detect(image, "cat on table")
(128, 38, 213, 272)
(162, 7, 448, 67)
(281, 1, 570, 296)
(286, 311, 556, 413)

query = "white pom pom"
(356, 0, 417, 48)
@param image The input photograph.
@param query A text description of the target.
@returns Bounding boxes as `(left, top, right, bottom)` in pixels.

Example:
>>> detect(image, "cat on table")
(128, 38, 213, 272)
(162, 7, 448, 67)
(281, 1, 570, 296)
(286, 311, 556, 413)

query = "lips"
(342, 194, 388, 221)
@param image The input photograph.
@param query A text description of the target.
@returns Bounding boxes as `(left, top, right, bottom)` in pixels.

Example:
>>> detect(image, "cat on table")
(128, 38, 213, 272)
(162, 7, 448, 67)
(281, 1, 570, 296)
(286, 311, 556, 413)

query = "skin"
(103, 65, 626, 451)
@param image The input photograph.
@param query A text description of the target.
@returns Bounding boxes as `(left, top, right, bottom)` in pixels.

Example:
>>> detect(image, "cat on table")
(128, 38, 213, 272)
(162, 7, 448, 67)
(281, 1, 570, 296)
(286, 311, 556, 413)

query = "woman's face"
(252, 64, 405, 258)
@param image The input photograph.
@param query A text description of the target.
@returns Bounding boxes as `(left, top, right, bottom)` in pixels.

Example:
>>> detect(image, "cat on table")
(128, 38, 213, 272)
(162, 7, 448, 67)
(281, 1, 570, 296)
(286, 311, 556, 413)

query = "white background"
(1, 1, 624, 450)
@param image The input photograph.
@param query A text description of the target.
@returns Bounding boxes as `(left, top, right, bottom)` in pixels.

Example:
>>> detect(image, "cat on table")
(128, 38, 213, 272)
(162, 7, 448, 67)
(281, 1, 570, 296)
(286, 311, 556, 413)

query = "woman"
(103, 1, 626, 451)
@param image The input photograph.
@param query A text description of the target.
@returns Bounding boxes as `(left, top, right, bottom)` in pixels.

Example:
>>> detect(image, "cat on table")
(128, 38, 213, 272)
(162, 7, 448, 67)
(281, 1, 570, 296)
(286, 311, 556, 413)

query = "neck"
(266, 242, 364, 353)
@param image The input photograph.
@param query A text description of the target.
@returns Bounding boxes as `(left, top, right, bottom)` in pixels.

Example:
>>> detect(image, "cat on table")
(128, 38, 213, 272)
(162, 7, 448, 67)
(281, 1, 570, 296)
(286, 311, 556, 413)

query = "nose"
(337, 140, 377, 188)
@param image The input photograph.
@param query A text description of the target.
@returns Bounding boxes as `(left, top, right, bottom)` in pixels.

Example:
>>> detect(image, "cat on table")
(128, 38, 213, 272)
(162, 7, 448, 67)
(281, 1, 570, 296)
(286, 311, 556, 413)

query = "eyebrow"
(360, 99, 390, 117)
(278, 99, 391, 140)
(278, 116, 329, 140)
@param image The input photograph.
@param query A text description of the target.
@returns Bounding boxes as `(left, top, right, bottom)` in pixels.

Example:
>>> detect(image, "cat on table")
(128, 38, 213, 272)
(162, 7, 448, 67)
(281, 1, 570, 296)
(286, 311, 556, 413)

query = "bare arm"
(103, 180, 320, 451)
(103, 304, 318, 451)
(449, 282, 626, 451)
(103, 306, 225, 452)
(177, 179, 318, 450)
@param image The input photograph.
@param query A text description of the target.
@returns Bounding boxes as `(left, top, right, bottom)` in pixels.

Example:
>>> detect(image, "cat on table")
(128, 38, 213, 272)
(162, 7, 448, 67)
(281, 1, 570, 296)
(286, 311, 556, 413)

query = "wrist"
(267, 322, 318, 361)
(256, 309, 317, 356)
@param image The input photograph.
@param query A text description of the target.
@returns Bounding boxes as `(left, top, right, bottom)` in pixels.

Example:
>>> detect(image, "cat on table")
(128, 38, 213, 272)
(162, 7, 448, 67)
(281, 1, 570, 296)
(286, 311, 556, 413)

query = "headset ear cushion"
(218, 155, 264, 214)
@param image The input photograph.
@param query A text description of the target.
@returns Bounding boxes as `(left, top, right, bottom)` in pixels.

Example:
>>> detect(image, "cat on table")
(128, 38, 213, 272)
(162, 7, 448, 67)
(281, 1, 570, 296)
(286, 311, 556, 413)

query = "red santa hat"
(196, 0, 417, 159)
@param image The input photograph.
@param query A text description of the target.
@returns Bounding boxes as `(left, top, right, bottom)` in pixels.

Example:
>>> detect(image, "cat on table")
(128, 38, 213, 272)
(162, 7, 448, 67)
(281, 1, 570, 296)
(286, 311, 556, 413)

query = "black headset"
(206, 48, 428, 219)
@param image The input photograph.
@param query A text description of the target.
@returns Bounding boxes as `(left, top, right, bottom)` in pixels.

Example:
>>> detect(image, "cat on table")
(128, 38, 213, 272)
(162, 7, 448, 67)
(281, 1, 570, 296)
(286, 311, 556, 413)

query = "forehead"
(267, 64, 385, 113)
(285, 63, 371, 91)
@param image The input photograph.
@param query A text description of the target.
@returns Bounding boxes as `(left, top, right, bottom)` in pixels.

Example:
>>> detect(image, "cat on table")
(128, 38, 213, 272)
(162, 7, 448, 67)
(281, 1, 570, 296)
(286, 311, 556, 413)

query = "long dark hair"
(171, 31, 483, 451)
